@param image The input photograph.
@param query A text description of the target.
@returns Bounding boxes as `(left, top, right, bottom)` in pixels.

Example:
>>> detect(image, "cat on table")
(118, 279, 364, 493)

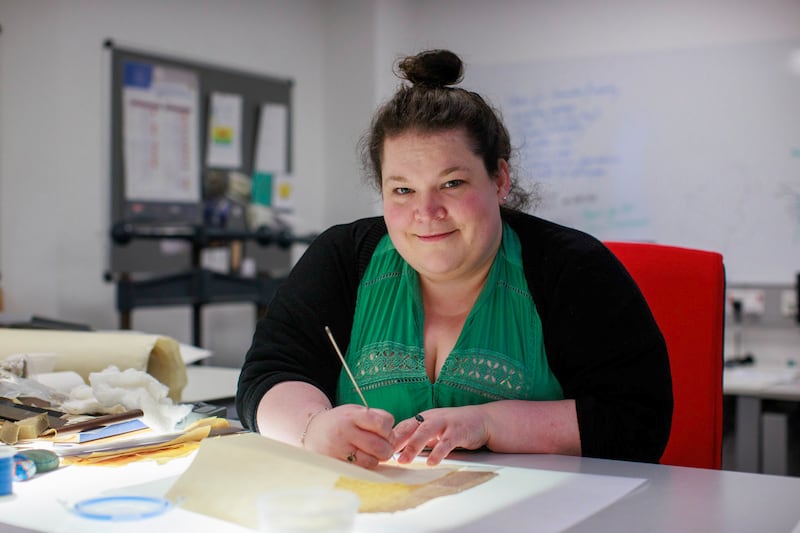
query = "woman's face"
(381, 128, 510, 284)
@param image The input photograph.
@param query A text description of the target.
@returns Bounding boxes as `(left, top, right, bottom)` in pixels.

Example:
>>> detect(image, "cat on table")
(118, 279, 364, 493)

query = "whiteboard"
(468, 40, 800, 284)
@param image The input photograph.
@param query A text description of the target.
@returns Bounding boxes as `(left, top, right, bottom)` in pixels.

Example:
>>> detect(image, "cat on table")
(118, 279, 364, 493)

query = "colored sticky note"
(252, 172, 272, 206)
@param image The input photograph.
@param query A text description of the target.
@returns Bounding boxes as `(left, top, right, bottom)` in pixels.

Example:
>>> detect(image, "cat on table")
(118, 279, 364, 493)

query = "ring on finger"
(346, 451, 357, 463)
(415, 413, 425, 424)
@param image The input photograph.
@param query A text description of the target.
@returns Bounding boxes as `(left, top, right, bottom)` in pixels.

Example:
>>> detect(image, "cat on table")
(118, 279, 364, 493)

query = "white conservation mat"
(354, 457, 645, 532)
(1, 446, 645, 533)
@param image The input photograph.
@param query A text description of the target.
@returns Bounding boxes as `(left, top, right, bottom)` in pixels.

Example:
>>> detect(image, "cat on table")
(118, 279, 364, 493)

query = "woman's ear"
(496, 159, 511, 202)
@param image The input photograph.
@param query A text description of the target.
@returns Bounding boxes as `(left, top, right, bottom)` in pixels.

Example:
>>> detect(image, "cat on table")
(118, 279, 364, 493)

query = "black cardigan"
(236, 209, 673, 463)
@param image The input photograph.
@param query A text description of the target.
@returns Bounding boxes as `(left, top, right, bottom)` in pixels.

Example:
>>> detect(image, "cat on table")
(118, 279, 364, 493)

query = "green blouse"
(336, 223, 563, 421)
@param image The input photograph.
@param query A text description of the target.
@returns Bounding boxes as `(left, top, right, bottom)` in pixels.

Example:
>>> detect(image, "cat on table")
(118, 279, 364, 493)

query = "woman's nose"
(414, 192, 446, 221)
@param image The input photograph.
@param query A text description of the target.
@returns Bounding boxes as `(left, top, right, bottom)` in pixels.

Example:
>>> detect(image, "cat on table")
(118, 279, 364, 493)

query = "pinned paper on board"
(205, 92, 243, 169)
(271, 172, 294, 212)
(250, 172, 293, 212)
(251, 172, 272, 206)
(122, 61, 200, 203)
(254, 103, 288, 174)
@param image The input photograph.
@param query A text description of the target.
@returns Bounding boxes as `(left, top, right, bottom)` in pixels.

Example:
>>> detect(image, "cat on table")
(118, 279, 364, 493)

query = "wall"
(399, 0, 800, 363)
(322, 0, 382, 224)
(2, 0, 800, 366)
(407, 0, 800, 63)
(0, 0, 331, 366)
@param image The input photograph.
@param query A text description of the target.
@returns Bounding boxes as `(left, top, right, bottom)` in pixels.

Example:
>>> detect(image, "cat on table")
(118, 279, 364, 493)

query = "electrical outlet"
(781, 289, 797, 317)
(726, 289, 766, 316)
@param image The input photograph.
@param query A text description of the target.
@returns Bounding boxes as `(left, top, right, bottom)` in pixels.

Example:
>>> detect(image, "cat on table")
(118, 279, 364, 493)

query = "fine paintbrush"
(324, 326, 369, 408)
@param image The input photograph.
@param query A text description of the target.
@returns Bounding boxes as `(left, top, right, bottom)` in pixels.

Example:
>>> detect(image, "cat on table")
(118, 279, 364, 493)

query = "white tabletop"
(182, 365, 240, 403)
(2, 445, 799, 532)
(724, 364, 800, 400)
(447, 451, 800, 533)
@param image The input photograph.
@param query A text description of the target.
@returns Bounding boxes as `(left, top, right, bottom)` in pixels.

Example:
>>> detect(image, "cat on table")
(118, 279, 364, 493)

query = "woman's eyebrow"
(383, 165, 467, 183)
(439, 165, 468, 177)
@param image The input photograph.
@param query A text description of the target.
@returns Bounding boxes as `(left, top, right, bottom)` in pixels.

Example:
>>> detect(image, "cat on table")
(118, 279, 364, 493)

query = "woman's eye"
(394, 187, 412, 195)
(443, 179, 464, 189)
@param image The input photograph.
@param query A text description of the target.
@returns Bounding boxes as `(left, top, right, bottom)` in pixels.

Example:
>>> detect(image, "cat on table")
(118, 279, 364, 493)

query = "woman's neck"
(419, 266, 490, 318)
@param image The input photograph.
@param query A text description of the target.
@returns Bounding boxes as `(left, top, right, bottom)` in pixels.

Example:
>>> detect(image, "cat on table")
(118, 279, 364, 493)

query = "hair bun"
(397, 49, 464, 88)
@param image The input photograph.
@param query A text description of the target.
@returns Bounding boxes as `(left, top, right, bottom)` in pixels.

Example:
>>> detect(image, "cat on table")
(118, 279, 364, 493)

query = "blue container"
(0, 445, 16, 496)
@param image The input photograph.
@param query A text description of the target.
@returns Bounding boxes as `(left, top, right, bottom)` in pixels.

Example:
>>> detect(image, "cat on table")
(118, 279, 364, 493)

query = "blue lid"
(73, 495, 172, 521)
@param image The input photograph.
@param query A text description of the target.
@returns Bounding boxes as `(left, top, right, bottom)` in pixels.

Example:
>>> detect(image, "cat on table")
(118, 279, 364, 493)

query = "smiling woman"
(381, 129, 507, 285)
(236, 49, 673, 470)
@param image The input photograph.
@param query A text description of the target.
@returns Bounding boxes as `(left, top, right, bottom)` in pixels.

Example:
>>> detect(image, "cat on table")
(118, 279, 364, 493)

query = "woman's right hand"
(302, 404, 396, 469)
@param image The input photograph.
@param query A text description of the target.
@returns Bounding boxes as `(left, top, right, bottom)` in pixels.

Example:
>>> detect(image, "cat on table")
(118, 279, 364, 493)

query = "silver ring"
(346, 451, 357, 463)
(415, 414, 425, 424)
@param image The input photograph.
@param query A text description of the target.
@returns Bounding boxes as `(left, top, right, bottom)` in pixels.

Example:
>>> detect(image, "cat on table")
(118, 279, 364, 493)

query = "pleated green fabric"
(336, 223, 563, 422)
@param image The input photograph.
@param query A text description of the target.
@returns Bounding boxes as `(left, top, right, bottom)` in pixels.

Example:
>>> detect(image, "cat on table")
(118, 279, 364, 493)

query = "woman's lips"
(416, 230, 456, 242)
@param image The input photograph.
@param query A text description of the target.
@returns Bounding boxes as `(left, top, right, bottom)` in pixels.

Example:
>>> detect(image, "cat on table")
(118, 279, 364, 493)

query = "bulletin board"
(107, 42, 294, 274)
(468, 39, 800, 284)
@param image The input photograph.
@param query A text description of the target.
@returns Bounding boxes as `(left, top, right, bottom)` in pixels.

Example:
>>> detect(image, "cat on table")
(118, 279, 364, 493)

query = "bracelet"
(299, 407, 329, 448)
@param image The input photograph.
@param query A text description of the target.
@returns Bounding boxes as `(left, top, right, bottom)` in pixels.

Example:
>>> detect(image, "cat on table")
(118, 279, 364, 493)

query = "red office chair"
(605, 242, 725, 469)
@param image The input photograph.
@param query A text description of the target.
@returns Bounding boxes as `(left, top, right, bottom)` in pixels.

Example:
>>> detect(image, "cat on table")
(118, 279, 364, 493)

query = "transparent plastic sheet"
(0, 373, 67, 405)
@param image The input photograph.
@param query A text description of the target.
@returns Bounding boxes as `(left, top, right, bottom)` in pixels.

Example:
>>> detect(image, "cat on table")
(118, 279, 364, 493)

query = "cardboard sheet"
(0, 329, 186, 401)
(166, 433, 497, 529)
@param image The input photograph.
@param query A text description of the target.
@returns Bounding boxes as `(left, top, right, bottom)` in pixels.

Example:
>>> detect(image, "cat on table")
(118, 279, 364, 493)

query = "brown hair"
(360, 49, 533, 211)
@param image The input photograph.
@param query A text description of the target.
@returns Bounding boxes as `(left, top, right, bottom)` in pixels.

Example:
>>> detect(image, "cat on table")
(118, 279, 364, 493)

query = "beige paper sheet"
(165, 433, 497, 529)
(0, 329, 186, 401)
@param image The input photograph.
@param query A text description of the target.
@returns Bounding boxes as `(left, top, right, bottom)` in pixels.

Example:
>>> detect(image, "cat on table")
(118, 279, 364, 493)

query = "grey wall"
(2, 0, 800, 366)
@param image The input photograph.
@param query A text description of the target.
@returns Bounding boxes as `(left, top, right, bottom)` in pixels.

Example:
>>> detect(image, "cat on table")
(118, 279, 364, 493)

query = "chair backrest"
(605, 242, 725, 469)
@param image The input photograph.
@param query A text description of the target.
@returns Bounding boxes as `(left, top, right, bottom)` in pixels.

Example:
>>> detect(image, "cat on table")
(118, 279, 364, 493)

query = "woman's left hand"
(391, 406, 489, 466)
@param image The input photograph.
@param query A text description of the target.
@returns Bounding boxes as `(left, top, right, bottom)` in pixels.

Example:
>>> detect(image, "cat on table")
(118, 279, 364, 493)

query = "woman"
(236, 49, 672, 469)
